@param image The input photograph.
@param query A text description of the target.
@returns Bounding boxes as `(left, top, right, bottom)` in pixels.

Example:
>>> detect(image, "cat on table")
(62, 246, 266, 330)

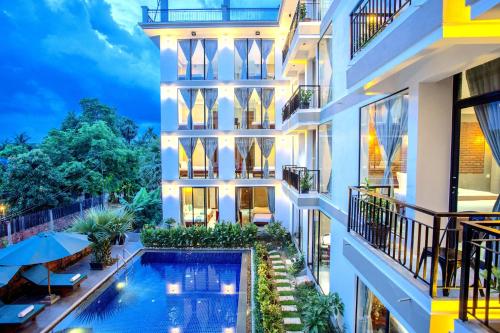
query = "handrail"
(348, 185, 500, 297)
(282, 165, 320, 194)
(282, 85, 321, 122)
(144, 7, 280, 23)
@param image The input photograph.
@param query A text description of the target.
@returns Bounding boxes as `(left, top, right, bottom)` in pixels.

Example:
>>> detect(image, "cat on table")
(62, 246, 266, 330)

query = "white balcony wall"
(160, 36, 178, 82)
(219, 136, 235, 180)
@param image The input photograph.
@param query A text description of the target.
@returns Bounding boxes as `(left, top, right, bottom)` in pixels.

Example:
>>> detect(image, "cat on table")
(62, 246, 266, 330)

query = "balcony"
(350, 0, 411, 58)
(348, 185, 500, 297)
(282, 165, 320, 194)
(282, 0, 321, 63)
(282, 85, 320, 122)
(458, 221, 500, 332)
(141, 6, 280, 24)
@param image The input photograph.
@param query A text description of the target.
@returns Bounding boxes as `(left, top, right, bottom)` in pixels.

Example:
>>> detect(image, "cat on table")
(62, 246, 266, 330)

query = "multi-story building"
(140, 0, 500, 332)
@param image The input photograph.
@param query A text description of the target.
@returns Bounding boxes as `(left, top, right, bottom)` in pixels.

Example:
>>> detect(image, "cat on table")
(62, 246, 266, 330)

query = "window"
(179, 138, 218, 179)
(451, 58, 500, 213)
(318, 23, 333, 106)
(355, 279, 408, 333)
(178, 89, 218, 129)
(178, 39, 218, 80)
(236, 187, 275, 225)
(292, 204, 302, 249)
(359, 91, 409, 198)
(234, 88, 275, 129)
(234, 39, 275, 80)
(180, 187, 219, 227)
(235, 137, 275, 179)
(308, 210, 331, 293)
(318, 122, 332, 194)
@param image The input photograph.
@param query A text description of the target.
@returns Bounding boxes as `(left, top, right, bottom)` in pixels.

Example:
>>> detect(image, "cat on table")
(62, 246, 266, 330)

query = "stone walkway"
(269, 250, 304, 333)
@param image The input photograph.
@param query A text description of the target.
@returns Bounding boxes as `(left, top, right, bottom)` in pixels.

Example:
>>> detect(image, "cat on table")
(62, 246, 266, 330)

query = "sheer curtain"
(202, 138, 218, 179)
(262, 88, 275, 129)
(374, 94, 408, 187)
(204, 89, 218, 129)
(235, 137, 253, 178)
(180, 89, 198, 129)
(235, 88, 250, 129)
(261, 40, 274, 79)
(204, 40, 218, 80)
(180, 138, 197, 178)
(267, 187, 275, 215)
(466, 58, 500, 211)
(235, 40, 248, 80)
(257, 137, 274, 178)
(178, 40, 191, 79)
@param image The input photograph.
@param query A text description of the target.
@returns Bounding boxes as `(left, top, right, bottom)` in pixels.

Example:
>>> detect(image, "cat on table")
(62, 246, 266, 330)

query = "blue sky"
(0, 0, 281, 142)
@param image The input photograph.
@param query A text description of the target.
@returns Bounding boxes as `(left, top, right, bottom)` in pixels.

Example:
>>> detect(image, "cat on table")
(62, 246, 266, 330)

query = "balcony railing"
(459, 221, 500, 332)
(282, 85, 321, 123)
(142, 7, 280, 23)
(350, 0, 411, 57)
(282, 1, 321, 63)
(282, 165, 320, 194)
(348, 185, 500, 297)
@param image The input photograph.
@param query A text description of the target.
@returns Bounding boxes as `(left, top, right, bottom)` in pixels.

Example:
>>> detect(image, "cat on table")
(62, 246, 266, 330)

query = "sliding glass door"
(450, 58, 500, 212)
(235, 187, 275, 225)
(180, 187, 219, 227)
(307, 210, 331, 293)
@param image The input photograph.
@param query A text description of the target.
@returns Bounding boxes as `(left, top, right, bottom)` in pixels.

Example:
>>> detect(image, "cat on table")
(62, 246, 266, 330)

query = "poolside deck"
(17, 235, 143, 333)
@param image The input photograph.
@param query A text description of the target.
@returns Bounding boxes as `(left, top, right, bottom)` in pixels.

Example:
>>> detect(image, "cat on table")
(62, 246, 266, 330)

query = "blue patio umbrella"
(0, 232, 90, 298)
(0, 265, 20, 287)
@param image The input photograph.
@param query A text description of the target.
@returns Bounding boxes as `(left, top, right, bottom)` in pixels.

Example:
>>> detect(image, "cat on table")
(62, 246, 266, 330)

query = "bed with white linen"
(251, 206, 274, 226)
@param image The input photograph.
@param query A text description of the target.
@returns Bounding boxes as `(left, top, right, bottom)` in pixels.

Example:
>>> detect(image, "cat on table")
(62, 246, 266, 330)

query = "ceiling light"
(191, 31, 196, 36)
(255, 31, 260, 36)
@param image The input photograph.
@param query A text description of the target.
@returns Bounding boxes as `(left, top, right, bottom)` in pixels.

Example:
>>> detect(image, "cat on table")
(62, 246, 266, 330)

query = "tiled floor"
(17, 237, 142, 333)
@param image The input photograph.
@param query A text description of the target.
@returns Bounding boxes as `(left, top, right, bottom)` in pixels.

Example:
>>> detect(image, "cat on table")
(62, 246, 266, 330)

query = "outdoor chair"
(0, 300, 45, 330)
(22, 265, 87, 294)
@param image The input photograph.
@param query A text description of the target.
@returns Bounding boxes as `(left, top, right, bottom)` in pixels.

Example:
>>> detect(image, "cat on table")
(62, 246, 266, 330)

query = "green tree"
(117, 116, 139, 144)
(2, 149, 68, 212)
(79, 98, 117, 131)
(61, 110, 80, 130)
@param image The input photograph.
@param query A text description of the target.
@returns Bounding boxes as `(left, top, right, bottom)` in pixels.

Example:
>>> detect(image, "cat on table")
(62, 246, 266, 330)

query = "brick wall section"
(1, 211, 82, 246)
(460, 121, 485, 174)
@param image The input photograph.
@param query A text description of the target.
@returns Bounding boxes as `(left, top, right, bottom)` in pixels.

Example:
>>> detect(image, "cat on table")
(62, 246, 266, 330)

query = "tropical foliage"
(140, 223, 258, 248)
(0, 98, 161, 215)
(120, 187, 162, 229)
(71, 207, 133, 266)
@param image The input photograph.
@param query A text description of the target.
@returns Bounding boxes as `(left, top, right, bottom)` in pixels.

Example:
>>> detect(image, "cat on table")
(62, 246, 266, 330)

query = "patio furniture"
(22, 265, 87, 294)
(0, 301, 45, 330)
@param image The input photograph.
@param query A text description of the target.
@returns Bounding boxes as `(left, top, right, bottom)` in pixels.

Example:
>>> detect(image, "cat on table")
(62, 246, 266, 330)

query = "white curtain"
(235, 88, 250, 129)
(267, 187, 275, 215)
(361, 286, 374, 332)
(204, 89, 218, 129)
(261, 88, 275, 129)
(257, 137, 274, 178)
(179, 40, 191, 79)
(466, 58, 500, 211)
(261, 40, 274, 79)
(235, 137, 253, 178)
(204, 40, 218, 80)
(201, 138, 218, 179)
(180, 89, 198, 129)
(235, 40, 248, 80)
(374, 94, 408, 187)
(179, 138, 197, 178)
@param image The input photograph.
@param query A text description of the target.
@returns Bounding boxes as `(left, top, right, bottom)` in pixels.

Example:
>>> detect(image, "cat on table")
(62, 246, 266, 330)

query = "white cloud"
(103, 0, 157, 34)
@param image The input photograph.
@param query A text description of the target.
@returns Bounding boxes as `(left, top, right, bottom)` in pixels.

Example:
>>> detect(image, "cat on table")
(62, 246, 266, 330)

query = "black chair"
(413, 214, 485, 296)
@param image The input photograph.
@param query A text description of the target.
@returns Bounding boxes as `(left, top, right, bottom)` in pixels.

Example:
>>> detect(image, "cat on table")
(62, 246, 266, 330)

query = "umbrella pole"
(47, 268, 51, 297)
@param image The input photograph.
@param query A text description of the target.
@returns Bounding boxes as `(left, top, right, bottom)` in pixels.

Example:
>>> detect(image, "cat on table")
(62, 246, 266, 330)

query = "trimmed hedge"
(140, 223, 258, 248)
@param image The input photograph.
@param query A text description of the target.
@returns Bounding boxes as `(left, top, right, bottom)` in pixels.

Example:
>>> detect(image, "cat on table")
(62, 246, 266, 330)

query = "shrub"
(140, 223, 258, 248)
(120, 187, 162, 229)
(265, 221, 291, 245)
(288, 254, 305, 277)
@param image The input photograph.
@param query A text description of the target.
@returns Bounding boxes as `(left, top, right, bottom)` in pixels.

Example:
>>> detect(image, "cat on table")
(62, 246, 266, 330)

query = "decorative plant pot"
(300, 102, 310, 109)
(90, 262, 105, 270)
(301, 188, 310, 194)
(366, 222, 390, 249)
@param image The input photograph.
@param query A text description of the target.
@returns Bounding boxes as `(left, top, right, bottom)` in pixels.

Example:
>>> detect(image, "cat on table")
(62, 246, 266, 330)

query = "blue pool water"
(52, 251, 244, 333)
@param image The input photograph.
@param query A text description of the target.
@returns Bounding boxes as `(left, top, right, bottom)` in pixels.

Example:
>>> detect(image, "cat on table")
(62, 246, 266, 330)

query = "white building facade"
(141, 0, 500, 332)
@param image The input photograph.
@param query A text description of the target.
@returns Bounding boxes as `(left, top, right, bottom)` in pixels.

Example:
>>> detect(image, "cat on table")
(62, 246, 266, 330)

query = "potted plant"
(108, 209, 134, 245)
(71, 208, 120, 270)
(299, 3, 308, 21)
(300, 170, 313, 193)
(360, 179, 391, 249)
(299, 89, 313, 109)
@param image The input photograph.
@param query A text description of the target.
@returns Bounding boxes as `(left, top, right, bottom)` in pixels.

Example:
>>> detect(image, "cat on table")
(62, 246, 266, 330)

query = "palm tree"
(13, 132, 30, 146)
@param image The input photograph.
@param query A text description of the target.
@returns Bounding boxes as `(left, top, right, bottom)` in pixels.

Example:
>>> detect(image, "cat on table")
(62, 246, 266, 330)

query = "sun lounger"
(0, 301, 45, 329)
(22, 265, 87, 293)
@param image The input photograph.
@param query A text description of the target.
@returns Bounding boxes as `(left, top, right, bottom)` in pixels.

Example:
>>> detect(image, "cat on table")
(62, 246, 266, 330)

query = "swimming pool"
(51, 250, 249, 333)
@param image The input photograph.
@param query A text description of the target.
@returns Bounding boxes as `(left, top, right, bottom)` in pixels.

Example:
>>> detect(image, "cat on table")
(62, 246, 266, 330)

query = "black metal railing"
(459, 221, 500, 331)
(282, 1, 321, 63)
(350, 0, 411, 57)
(283, 165, 320, 194)
(348, 185, 500, 297)
(143, 7, 280, 23)
(282, 85, 321, 122)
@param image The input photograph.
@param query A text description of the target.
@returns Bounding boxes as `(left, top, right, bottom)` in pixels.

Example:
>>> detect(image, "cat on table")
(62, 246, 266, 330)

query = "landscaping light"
(167, 283, 181, 294)
(221, 283, 235, 295)
(116, 281, 126, 290)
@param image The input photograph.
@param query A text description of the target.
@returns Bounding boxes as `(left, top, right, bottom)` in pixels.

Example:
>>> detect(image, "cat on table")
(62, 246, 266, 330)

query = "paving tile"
(279, 295, 295, 301)
(283, 317, 302, 325)
(273, 265, 286, 269)
(282, 305, 298, 312)
(274, 271, 287, 277)
(275, 279, 291, 284)
(277, 286, 293, 292)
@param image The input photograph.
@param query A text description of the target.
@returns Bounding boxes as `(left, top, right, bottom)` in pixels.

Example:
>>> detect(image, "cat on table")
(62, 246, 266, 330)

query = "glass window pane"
(356, 279, 388, 333)
(318, 212, 330, 293)
(263, 39, 275, 79)
(192, 188, 205, 224)
(191, 40, 204, 80)
(204, 39, 218, 80)
(192, 90, 204, 129)
(179, 140, 188, 178)
(248, 39, 262, 79)
(192, 139, 205, 179)
(457, 103, 500, 212)
(234, 39, 247, 80)
(178, 40, 189, 80)
(178, 90, 189, 130)
(207, 187, 218, 227)
(181, 188, 194, 225)
(318, 24, 333, 105)
(249, 88, 262, 129)
(460, 58, 500, 99)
